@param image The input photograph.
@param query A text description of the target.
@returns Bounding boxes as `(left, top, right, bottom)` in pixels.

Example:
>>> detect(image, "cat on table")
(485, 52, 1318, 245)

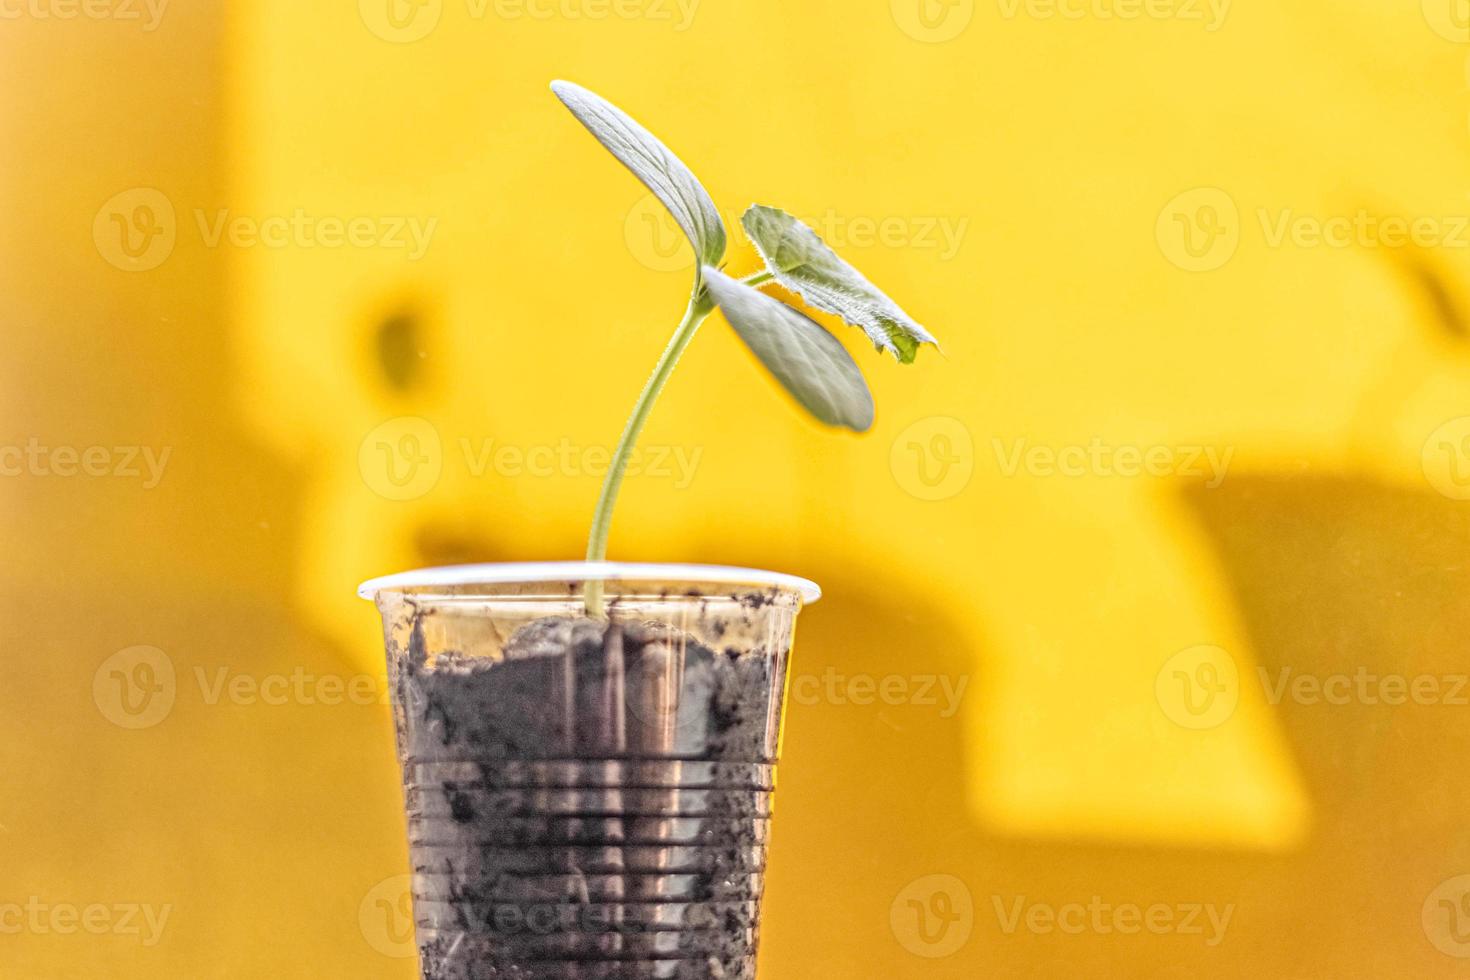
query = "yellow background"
(6, 0, 1470, 975)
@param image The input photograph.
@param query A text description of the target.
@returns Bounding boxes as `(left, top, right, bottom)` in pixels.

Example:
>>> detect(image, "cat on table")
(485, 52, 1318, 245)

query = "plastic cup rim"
(356, 561, 822, 604)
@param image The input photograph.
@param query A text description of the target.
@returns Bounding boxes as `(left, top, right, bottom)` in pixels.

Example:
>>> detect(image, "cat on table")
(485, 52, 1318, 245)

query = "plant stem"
(740, 270, 774, 288)
(584, 287, 717, 616)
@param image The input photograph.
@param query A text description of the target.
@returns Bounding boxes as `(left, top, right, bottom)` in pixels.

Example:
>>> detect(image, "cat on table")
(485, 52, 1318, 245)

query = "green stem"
(584, 287, 717, 616)
(740, 270, 774, 288)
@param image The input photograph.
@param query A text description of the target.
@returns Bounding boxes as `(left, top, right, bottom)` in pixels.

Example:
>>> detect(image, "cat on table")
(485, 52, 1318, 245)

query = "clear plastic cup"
(360, 562, 820, 980)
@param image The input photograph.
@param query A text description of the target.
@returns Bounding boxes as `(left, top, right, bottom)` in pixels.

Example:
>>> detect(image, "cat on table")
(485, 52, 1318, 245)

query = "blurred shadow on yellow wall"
(9, 0, 1470, 977)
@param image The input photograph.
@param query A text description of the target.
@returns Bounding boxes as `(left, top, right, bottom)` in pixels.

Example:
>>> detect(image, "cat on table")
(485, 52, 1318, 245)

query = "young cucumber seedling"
(551, 80, 940, 614)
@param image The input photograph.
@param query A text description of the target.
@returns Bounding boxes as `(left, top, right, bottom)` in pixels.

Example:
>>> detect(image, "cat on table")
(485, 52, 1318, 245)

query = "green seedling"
(551, 80, 939, 613)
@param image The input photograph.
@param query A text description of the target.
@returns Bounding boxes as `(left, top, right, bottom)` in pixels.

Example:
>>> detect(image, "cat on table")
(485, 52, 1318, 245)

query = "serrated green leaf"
(741, 204, 937, 364)
(552, 80, 726, 269)
(703, 267, 874, 432)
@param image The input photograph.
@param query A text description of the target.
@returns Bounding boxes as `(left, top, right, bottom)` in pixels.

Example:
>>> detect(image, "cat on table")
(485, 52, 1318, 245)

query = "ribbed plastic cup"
(360, 562, 820, 980)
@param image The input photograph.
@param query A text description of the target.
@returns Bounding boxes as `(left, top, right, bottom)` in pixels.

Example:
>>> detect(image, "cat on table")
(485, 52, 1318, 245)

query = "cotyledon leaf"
(741, 204, 938, 363)
(703, 267, 874, 432)
(552, 80, 726, 270)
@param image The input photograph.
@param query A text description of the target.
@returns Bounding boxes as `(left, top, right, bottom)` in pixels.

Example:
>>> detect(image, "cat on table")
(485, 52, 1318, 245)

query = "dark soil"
(393, 615, 785, 979)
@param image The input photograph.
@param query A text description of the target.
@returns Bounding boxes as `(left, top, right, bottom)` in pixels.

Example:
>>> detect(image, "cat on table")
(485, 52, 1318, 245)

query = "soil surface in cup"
(391, 609, 789, 979)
